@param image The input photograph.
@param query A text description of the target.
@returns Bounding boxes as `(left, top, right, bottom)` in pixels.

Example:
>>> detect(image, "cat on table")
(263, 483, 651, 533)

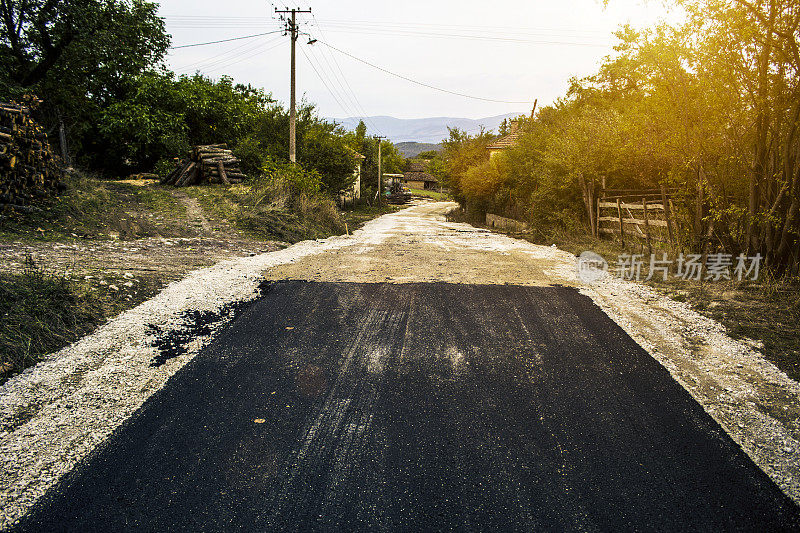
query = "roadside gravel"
(2, 201, 799, 528)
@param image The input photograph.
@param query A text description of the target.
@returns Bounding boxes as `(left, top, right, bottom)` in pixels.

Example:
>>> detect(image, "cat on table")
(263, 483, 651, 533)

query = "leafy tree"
(0, 0, 169, 165)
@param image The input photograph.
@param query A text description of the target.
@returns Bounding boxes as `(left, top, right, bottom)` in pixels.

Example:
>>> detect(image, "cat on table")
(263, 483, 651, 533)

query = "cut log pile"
(0, 96, 64, 213)
(161, 144, 247, 187)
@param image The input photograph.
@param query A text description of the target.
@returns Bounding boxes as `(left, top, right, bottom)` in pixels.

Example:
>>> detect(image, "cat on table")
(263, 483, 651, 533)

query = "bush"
(0, 256, 106, 380)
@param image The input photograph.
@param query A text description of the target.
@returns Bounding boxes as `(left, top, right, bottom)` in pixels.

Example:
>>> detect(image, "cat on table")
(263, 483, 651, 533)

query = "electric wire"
(172, 35, 277, 71)
(303, 34, 383, 135)
(303, 44, 360, 119)
(316, 39, 533, 104)
(170, 30, 283, 49)
(202, 39, 285, 75)
(174, 38, 274, 74)
(309, 14, 384, 136)
(299, 45, 357, 121)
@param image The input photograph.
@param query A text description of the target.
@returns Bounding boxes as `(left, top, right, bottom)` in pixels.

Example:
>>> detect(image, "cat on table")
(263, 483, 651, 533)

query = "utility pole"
(374, 136, 386, 202)
(275, 7, 311, 163)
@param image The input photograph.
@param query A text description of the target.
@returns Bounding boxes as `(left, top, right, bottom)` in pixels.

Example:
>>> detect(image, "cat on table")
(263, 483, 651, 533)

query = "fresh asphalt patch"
(12, 281, 800, 531)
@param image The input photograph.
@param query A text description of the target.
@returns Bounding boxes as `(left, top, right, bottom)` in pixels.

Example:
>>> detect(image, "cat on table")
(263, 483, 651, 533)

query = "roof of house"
(485, 131, 521, 151)
(347, 147, 366, 159)
(402, 159, 438, 183)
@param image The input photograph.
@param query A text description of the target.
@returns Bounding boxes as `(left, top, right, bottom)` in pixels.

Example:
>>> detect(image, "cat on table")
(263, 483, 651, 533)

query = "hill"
(395, 142, 442, 158)
(332, 113, 525, 144)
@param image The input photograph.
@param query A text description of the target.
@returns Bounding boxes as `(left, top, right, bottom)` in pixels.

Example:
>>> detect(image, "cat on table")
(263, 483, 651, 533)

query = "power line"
(202, 39, 285, 75)
(170, 30, 283, 49)
(306, 27, 608, 47)
(173, 36, 278, 72)
(303, 44, 360, 119)
(299, 46, 357, 120)
(309, 15, 384, 136)
(304, 44, 384, 137)
(162, 16, 610, 37)
(317, 39, 533, 105)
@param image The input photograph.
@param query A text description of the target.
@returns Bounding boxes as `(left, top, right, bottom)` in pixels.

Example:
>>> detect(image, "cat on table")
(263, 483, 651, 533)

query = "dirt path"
(2, 201, 800, 528)
(172, 191, 214, 234)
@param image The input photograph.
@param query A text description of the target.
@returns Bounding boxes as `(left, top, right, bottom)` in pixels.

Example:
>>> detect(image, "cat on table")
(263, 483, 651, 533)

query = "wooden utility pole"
(375, 136, 386, 202)
(275, 7, 311, 163)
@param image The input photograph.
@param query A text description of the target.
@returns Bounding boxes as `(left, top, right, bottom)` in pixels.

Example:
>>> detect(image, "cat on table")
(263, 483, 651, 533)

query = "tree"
(0, 0, 169, 164)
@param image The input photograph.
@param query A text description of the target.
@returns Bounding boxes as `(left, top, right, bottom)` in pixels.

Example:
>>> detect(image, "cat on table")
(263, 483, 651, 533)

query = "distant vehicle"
(385, 175, 412, 204)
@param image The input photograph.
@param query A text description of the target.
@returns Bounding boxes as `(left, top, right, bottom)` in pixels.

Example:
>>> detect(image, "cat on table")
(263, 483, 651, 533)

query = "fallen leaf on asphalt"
(254, 419, 265, 424)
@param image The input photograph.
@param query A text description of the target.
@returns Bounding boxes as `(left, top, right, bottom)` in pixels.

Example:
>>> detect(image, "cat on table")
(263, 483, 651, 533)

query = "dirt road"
(3, 202, 800, 530)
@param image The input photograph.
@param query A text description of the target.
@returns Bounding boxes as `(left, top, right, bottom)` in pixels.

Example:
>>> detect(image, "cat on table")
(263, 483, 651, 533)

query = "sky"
(159, 0, 682, 121)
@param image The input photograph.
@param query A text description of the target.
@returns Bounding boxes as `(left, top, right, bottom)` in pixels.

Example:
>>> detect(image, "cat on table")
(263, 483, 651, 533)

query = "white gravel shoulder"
(2, 201, 799, 527)
(0, 231, 360, 528)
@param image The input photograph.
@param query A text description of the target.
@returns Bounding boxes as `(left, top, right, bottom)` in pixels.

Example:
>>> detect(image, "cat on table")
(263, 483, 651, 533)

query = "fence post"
(642, 198, 652, 254)
(617, 198, 625, 248)
(660, 184, 675, 247)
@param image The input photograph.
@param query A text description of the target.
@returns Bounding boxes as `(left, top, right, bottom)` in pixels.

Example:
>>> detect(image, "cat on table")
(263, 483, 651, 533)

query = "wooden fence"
(594, 184, 680, 251)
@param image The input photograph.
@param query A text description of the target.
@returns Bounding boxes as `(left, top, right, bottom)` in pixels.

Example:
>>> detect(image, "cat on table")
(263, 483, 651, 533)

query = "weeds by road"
(408, 188, 450, 201)
(0, 174, 406, 381)
(0, 255, 166, 381)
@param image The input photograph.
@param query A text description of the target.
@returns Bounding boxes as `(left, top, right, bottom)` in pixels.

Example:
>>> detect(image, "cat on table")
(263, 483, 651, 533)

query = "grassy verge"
(185, 182, 346, 242)
(0, 256, 164, 382)
(408, 188, 450, 201)
(0, 173, 191, 242)
(448, 207, 800, 381)
(0, 177, 406, 381)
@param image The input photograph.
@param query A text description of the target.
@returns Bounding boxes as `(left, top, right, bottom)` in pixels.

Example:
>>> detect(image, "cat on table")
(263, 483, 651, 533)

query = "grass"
(0, 173, 191, 242)
(186, 181, 346, 243)
(448, 207, 800, 381)
(408, 188, 450, 201)
(0, 256, 164, 382)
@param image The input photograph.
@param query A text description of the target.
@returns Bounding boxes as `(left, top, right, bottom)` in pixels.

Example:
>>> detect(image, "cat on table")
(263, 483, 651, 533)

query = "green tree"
(0, 0, 169, 165)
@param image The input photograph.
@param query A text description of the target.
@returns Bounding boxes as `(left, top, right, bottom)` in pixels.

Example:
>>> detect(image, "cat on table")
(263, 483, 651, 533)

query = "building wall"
(405, 180, 426, 190)
(353, 162, 362, 200)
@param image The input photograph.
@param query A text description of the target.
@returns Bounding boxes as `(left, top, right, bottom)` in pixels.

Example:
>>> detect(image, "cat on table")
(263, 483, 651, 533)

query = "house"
(486, 119, 521, 160)
(339, 148, 366, 207)
(402, 160, 439, 190)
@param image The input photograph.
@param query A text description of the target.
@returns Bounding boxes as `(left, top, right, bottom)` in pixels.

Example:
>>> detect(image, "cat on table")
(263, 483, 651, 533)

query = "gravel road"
(3, 201, 800, 530)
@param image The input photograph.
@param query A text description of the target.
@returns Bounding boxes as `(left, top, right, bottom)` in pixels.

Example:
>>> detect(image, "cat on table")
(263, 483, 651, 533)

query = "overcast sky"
(159, 0, 681, 120)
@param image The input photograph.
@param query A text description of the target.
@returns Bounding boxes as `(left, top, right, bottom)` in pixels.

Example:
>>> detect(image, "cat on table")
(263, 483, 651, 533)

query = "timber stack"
(162, 144, 247, 186)
(0, 96, 64, 213)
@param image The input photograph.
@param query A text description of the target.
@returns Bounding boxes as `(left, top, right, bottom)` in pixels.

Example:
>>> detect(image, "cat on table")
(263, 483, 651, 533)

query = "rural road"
(8, 203, 800, 531)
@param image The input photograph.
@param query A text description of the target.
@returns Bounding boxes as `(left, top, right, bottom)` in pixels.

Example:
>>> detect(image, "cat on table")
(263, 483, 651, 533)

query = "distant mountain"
(395, 142, 442, 158)
(331, 113, 525, 144)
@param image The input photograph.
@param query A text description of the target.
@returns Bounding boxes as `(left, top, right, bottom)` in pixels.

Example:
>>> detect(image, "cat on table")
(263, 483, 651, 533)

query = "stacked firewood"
(0, 96, 63, 212)
(162, 144, 247, 186)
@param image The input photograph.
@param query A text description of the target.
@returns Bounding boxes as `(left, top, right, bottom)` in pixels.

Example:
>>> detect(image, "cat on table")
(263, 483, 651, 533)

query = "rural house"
(339, 148, 366, 206)
(402, 160, 439, 190)
(486, 119, 521, 159)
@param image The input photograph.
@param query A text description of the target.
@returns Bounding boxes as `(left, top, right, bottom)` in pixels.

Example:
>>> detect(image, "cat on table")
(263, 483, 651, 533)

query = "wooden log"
(217, 161, 230, 185)
(175, 162, 196, 187)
